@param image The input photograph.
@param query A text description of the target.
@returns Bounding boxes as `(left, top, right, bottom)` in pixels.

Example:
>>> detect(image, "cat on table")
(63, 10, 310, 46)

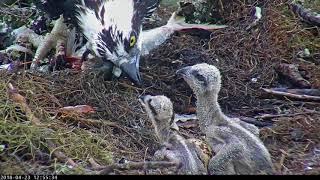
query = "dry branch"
(270, 88, 320, 97)
(262, 88, 320, 101)
(255, 112, 320, 120)
(239, 117, 273, 127)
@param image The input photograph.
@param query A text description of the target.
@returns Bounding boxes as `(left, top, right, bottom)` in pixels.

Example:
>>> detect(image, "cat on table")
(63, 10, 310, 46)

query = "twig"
(68, 117, 116, 128)
(239, 117, 273, 127)
(219, 0, 224, 12)
(59, 117, 147, 149)
(89, 158, 104, 171)
(262, 88, 320, 101)
(269, 88, 320, 96)
(254, 111, 320, 120)
(102, 122, 148, 150)
(35, 83, 63, 107)
(118, 82, 143, 91)
(0, 7, 34, 19)
(98, 161, 178, 175)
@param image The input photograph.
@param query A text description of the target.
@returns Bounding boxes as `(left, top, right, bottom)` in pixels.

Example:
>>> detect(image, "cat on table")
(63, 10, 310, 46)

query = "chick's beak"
(139, 95, 146, 102)
(138, 95, 151, 109)
(120, 54, 142, 85)
(176, 66, 191, 79)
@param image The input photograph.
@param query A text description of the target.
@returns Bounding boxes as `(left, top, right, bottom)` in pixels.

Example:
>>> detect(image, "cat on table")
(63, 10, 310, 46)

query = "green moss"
(277, 2, 320, 53)
(0, 119, 50, 158)
(52, 128, 113, 165)
(0, 79, 113, 174)
(303, 0, 320, 12)
(0, 117, 113, 174)
(290, 34, 320, 52)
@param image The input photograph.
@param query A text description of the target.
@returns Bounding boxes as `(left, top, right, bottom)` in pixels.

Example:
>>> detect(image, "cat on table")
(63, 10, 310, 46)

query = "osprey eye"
(129, 35, 136, 47)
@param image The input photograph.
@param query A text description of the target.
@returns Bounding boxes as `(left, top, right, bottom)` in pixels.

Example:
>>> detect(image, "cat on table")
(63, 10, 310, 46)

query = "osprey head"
(76, 0, 160, 85)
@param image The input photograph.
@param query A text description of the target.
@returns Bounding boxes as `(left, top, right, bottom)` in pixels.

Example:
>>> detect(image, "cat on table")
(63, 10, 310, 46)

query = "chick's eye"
(193, 71, 206, 82)
(147, 99, 158, 116)
(129, 35, 136, 47)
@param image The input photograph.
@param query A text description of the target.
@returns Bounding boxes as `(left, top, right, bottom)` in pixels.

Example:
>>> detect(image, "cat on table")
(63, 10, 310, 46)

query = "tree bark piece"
(275, 63, 311, 88)
(289, 1, 320, 27)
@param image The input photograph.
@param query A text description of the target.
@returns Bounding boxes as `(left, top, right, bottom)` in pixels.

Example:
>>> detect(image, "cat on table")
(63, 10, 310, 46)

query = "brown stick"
(89, 158, 105, 171)
(98, 161, 178, 175)
(118, 82, 143, 91)
(262, 88, 320, 101)
(268, 88, 320, 96)
(254, 111, 320, 120)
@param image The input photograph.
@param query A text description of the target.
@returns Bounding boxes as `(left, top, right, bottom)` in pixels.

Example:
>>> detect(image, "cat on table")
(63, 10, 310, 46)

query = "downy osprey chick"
(140, 95, 212, 175)
(176, 63, 275, 175)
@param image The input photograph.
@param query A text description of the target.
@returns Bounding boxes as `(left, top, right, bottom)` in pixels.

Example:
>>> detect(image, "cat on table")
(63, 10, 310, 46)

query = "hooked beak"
(138, 95, 152, 110)
(176, 66, 191, 80)
(138, 95, 151, 104)
(120, 54, 142, 85)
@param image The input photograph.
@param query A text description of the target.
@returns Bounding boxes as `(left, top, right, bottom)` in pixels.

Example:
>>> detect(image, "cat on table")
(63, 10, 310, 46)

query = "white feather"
(104, 0, 134, 38)
(76, 0, 135, 60)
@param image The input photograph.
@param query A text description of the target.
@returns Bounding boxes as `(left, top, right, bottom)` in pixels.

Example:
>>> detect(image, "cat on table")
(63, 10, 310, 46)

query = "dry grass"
(0, 71, 158, 174)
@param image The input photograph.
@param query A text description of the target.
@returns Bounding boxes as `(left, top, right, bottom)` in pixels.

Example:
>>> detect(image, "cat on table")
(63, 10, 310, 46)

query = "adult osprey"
(35, 0, 160, 85)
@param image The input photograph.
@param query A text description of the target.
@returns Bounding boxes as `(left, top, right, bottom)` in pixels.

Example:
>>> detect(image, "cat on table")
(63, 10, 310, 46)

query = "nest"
(0, 71, 162, 174)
